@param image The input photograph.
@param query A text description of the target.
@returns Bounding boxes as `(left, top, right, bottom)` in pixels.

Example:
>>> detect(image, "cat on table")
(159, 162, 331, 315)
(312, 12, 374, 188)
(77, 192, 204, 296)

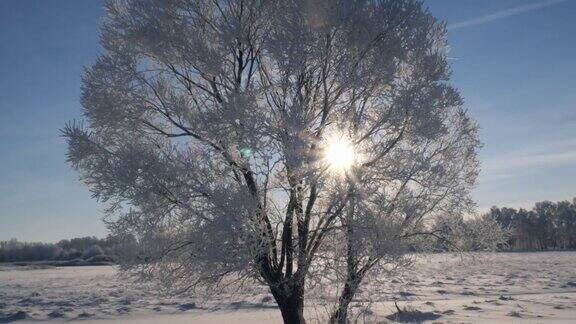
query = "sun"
(324, 136, 356, 173)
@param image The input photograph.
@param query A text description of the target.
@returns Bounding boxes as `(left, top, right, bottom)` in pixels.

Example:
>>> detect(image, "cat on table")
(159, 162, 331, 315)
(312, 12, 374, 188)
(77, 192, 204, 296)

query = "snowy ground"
(1, 252, 576, 323)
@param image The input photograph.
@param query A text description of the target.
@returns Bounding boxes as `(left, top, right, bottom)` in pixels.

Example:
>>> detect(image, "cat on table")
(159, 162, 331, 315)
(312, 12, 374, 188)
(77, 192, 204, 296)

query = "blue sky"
(1, 0, 575, 242)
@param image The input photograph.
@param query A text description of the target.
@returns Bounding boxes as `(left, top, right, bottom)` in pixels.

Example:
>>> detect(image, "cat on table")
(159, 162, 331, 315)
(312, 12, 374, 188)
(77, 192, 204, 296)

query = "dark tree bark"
(271, 282, 306, 324)
(329, 269, 366, 323)
(329, 194, 370, 324)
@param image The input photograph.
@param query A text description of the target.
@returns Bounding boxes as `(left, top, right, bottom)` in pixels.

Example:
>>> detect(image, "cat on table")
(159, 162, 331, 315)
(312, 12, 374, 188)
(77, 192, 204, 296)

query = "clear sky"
(1, 0, 575, 242)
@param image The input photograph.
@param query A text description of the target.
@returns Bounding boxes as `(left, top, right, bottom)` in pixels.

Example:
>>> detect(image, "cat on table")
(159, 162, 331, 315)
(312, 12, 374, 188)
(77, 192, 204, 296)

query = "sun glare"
(325, 137, 356, 173)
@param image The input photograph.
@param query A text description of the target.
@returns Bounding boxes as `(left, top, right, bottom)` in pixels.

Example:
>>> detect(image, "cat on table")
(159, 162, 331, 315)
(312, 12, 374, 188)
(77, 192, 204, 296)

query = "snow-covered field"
(1, 252, 576, 323)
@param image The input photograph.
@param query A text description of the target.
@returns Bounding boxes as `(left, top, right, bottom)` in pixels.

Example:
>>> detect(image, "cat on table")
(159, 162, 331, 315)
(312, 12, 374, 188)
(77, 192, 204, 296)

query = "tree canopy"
(64, 1, 480, 322)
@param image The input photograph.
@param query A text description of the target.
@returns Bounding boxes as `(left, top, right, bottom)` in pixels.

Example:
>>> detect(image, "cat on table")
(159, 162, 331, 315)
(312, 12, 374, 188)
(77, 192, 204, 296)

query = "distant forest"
(1, 198, 575, 263)
(0, 235, 135, 264)
(488, 198, 576, 250)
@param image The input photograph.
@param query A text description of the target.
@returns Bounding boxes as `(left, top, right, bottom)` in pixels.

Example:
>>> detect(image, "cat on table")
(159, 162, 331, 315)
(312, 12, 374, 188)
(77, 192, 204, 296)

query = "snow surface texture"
(1, 252, 576, 323)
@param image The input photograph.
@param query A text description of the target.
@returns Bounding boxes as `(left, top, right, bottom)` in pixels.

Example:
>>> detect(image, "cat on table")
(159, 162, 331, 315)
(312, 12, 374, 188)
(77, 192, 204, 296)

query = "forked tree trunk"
(271, 283, 306, 324)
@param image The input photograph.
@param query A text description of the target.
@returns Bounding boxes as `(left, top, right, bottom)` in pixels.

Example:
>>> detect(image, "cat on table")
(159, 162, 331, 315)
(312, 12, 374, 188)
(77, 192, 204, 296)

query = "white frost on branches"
(64, 0, 484, 322)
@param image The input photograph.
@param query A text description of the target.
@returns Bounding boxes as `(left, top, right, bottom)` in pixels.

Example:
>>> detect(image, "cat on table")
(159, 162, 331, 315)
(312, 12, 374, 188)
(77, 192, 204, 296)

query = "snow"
(1, 252, 576, 323)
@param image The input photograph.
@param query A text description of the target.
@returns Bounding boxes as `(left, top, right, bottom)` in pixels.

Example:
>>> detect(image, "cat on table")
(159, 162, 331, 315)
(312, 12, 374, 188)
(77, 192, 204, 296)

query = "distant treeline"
(0, 236, 135, 263)
(2, 198, 575, 262)
(488, 198, 576, 251)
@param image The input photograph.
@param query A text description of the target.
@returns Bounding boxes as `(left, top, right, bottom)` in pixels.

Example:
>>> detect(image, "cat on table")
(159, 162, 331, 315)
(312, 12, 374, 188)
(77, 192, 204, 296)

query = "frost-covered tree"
(64, 0, 480, 323)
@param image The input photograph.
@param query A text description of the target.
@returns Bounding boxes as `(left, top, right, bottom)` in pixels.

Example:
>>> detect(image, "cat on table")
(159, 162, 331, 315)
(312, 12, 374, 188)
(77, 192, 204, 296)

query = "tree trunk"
(329, 276, 360, 324)
(271, 284, 306, 324)
(330, 194, 360, 324)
